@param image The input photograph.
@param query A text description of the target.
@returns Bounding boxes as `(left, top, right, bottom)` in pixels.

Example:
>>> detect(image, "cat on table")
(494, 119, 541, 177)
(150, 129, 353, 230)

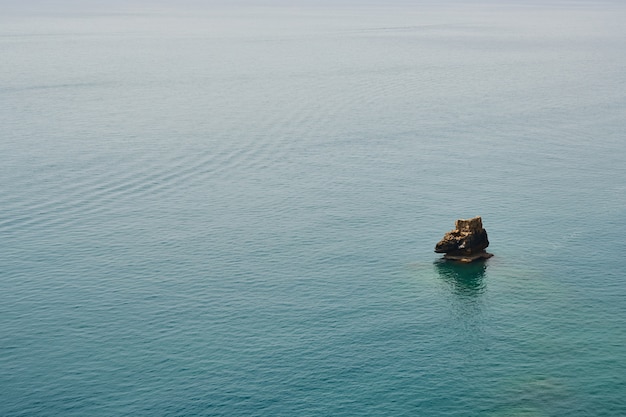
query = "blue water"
(2, 2, 626, 416)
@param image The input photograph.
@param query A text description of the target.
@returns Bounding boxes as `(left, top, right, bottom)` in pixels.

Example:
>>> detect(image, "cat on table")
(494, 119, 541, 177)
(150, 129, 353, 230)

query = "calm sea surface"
(2, 2, 626, 416)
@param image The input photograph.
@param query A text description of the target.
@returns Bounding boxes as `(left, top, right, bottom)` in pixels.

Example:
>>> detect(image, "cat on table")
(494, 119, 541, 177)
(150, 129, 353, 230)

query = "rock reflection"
(434, 259, 488, 297)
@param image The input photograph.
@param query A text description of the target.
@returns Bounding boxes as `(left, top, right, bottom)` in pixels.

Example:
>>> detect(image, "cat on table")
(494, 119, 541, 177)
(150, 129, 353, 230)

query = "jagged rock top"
(454, 217, 483, 233)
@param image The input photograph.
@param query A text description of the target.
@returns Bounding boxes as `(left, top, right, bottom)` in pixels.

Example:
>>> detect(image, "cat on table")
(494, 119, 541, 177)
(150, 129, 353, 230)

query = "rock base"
(442, 251, 493, 263)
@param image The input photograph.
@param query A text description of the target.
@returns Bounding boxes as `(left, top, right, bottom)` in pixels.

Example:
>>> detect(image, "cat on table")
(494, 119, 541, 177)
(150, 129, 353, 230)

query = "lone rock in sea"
(435, 216, 493, 262)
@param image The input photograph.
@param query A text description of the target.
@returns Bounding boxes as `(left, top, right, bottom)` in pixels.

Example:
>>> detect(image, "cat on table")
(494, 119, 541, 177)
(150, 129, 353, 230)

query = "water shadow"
(434, 258, 488, 297)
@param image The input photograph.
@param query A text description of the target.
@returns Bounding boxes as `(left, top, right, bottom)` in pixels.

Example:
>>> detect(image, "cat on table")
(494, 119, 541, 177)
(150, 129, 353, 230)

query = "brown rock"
(435, 216, 492, 262)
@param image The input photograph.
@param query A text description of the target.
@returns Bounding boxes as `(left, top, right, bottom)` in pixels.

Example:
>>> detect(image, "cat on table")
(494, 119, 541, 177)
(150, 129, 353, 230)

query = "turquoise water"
(2, 2, 626, 415)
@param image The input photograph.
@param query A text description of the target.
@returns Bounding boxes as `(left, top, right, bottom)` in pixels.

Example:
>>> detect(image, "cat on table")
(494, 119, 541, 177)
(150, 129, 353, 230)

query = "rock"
(435, 216, 493, 262)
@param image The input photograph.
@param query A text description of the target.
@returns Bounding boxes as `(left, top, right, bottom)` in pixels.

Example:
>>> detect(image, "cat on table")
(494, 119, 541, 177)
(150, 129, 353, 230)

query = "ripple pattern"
(2, 4, 626, 417)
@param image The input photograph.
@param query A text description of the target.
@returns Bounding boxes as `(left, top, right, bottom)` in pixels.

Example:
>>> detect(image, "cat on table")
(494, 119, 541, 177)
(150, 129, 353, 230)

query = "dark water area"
(1, 2, 626, 416)
(435, 259, 488, 296)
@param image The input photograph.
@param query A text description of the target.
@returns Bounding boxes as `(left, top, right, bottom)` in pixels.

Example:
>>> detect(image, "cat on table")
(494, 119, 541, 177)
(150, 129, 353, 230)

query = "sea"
(1, 1, 626, 415)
